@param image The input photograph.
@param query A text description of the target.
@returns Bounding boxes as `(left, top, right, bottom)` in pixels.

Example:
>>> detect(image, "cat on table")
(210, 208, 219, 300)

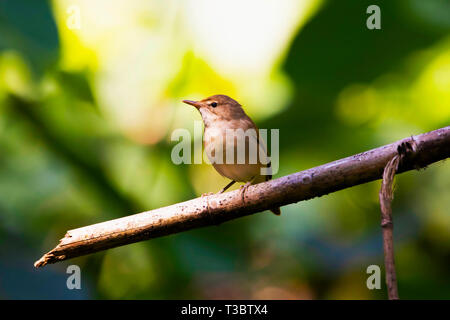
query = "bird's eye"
(211, 102, 217, 108)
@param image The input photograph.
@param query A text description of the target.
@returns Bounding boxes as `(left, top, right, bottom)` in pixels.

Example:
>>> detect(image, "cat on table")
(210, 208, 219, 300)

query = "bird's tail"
(270, 207, 281, 215)
(263, 162, 281, 216)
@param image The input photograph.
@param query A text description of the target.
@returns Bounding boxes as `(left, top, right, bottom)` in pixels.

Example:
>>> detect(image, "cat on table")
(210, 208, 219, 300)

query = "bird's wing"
(235, 116, 272, 181)
(246, 125, 272, 181)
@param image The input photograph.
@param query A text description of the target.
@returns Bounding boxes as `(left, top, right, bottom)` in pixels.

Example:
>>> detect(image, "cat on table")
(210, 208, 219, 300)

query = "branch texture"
(35, 126, 450, 267)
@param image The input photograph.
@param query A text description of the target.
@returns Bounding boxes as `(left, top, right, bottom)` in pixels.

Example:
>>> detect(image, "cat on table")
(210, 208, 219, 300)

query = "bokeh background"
(0, 0, 449, 299)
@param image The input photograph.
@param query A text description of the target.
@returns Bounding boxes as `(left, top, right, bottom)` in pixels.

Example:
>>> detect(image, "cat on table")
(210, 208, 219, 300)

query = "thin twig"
(35, 127, 450, 268)
(379, 155, 401, 299)
(379, 139, 417, 300)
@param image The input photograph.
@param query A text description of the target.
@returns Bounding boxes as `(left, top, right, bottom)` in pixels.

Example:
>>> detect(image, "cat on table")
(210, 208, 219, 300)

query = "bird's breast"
(203, 124, 266, 182)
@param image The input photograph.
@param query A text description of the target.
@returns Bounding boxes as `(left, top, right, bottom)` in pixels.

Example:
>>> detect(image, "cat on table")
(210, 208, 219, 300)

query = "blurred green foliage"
(0, 0, 449, 299)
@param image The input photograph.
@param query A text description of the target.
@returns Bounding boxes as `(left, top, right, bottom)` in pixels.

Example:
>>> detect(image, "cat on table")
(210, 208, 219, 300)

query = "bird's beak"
(182, 100, 202, 109)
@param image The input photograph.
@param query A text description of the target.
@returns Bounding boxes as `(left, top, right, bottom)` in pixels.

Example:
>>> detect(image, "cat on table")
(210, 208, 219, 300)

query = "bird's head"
(183, 94, 246, 125)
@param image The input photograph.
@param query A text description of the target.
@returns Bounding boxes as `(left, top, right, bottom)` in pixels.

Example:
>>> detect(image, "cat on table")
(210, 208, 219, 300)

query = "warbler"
(183, 94, 280, 215)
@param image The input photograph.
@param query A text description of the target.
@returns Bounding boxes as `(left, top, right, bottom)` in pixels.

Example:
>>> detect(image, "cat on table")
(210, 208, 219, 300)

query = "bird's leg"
(201, 180, 236, 197)
(218, 180, 236, 194)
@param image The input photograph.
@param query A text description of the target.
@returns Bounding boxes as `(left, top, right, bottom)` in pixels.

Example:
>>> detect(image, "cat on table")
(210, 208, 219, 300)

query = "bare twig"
(379, 139, 417, 300)
(379, 155, 401, 299)
(35, 127, 450, 268)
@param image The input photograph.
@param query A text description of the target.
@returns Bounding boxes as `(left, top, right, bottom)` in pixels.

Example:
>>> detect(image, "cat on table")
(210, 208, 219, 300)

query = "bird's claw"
(239, 182, 252, 202)
(240, 182, 252, 190)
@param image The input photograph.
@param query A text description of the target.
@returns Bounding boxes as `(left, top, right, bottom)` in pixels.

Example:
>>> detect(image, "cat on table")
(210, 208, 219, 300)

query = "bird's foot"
(239, 182, 252, 203)
(201, 192, 214, 197)
(240, 182, 252, 190)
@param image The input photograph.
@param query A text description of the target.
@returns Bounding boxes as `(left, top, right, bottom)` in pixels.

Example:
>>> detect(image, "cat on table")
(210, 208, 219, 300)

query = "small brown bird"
(183, 94, 280, 215)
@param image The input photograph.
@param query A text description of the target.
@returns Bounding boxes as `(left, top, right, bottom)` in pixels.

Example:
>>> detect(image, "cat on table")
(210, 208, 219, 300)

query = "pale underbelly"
(204, 127, 267, 182)
(212, 162, 262, 182)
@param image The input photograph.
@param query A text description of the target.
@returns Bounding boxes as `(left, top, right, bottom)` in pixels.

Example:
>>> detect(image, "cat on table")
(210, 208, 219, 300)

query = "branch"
(379, 154, 401, 299)
(35, 126, 450, 268)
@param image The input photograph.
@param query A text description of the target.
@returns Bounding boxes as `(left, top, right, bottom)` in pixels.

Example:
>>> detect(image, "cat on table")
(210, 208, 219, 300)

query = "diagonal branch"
(35, 126, 450, 268)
